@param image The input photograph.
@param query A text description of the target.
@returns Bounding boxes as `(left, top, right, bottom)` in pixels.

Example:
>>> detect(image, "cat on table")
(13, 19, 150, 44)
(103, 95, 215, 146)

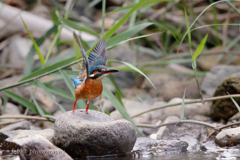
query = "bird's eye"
(98, 69, 102, 72)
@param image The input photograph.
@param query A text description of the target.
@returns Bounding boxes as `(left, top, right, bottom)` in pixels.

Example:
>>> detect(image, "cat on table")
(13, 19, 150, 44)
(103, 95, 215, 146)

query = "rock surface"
(19, 135, 72, 160)
(53, 109, 136, 158)
(201, 65, 240, 96)
(132, 137, 188, 156)
(110, 99, 165, 124)
(161, 98, 211, 120)
(215, 127, 240, 147)
(0, 121, 30, 132)
(209, 73, 240, 121)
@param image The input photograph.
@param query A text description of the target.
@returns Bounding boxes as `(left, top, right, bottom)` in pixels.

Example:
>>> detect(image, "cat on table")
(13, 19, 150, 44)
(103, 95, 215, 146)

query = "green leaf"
(228, 92, 240, 113)
(104, 0, 146, 40)
(34, 80, 66, 112)
(102, 84, 143, 136)
(184, 9, 192, 56)
(2, 90, 49, 115)
(19, 57, 76, 82)
(21, 17, 45, 66)
(107, 22, 153, 47)
(107, 0, 169, 14)
(180, 87, 186, 120)
(110, 60, 156, 89)
(73, 36, 81, 58)
(31, 93, 44, 116)
(23, 25, 58, 76)
(192, 33, 208, 61)
(56, 12, 100, 37)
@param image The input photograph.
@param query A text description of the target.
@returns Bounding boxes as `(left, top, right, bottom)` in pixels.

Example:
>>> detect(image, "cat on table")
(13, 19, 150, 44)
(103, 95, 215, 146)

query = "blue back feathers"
(71, 78, 82, 87)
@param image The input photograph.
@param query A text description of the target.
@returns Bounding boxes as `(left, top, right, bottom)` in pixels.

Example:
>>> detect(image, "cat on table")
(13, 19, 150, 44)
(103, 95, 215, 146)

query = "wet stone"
(215, 127, 240, 147)
(53, 109, 137, 159)
(133, 137, 188, 156)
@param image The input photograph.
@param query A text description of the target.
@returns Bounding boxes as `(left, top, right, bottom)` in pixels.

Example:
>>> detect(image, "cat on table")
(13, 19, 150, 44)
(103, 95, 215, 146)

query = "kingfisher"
(71, 32, 119, 114)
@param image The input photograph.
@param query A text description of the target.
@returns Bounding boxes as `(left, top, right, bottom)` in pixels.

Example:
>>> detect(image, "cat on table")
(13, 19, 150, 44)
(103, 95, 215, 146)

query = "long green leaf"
(34, 80, 66, 112)
(2, 90, 49, 115)
(192, 34, 208, 61)
(110, 60, 156, 89)
(24, 25, 58, 76)
(107, 0, 169, 14)
(228, 92, 240, 113)
(21, 18, 45, 66)
(184, 9, 192, 56)
(19, 57, 76, 82)
(107, 22, 153, 47)
(104, 0, 146, 40)
(31, 93, 44, 116)
(180, 87, 186, 120)
(102, 84, 143, 136)
(56, 12, 99, 37)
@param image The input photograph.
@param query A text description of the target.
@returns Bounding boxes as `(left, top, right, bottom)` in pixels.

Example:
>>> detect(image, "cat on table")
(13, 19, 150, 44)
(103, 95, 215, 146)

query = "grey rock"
(0, 121, 30, 132)
(162, 77, 203, 101)
(161, 98, 211, 120)
(180, 136, 199, 151)
(53, 109, 136, 158)
(201, 65, 240, 96)
(2, 103, 21, 115)
(110, 99, 165, 124)
(0, 129, 54, 146)
(0, 76, 23, 99)
(156, 116, 180, 140)
(133, 137, 188, 156)
(215, 127, 240, 147)
(209, 73, 240, 121)
(19, 135, 72, 160)
(22, 86, 58, 114)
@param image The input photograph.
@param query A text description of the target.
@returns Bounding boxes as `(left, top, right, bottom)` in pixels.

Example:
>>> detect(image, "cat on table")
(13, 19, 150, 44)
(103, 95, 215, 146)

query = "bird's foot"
(85, 102, 90, 114)
(72, 100, 77, 113)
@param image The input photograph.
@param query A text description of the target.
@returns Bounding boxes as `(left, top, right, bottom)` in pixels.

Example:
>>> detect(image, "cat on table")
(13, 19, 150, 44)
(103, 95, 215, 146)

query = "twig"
(0, 115, 55, 121)
(131, 94, 240, 118)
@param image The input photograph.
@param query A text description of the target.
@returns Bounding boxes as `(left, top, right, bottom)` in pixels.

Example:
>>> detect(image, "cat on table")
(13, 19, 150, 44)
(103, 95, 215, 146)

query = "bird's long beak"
(102, 69, 119, 74)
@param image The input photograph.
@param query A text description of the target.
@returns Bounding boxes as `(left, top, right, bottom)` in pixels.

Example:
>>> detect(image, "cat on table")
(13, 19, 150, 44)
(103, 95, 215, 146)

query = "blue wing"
(73, 32, 90, 81)
(88, 38, 109, 73)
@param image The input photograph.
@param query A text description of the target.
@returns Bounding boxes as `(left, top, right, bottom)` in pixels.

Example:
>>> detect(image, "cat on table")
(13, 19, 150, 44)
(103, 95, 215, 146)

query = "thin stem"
(131, 94, 240, 118)
(101, 0, 106, 36)
(0, 115, 55, 121)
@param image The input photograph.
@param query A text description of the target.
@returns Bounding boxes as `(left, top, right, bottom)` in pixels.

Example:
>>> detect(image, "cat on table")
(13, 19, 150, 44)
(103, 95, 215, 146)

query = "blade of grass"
(180, 87, 186, 120)
(44, 0, 76, 64)
(21, 17, 45, 66)
(2, 94, 8, 115)
(34, 80, 66, 112)
(110, 60, 156, 89)
(31, 93, 44, 116)
(56, 12, 99, 37)
(184, 9, 192, 56)
(104, 0, 146, 40)
(228, 92, 240, 112)
(2, 90, 50, 115)
(192, 34, 208, 61)
(106, 22, 153, 47)
(23, 25, 58, 76)
(102, 84, 143, 136)
(102, 0, 106, 36)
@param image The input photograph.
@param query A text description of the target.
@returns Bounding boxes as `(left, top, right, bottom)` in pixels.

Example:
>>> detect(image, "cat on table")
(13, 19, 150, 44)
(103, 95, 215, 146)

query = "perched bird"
(71, 32, 119, 114)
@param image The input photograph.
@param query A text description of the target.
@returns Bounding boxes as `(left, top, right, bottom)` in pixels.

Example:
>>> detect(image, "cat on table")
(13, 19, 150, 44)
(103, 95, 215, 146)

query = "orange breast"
(75, 78, 103, 100)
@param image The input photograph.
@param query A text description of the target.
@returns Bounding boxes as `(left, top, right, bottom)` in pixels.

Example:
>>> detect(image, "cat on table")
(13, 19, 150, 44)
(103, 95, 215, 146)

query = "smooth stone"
(53, 109, 136, 158)
(0, 129, 54, 147)
(201, 65, 240, 96)
(161, 98, 211, 120)
(133, 137, 188, 156)
(2, 103, 21, 115)
(215, 127, 240, 147)
(19, 135, 72, 160)
(209, 73, 240, 121)
(110, 99, 165, 124)
(0, 121, 30, 132)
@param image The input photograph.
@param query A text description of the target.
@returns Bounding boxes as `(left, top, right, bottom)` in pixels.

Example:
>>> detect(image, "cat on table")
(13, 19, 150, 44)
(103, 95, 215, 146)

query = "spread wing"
(73, 32, 90, 81)
(88, 38, 109, 73)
